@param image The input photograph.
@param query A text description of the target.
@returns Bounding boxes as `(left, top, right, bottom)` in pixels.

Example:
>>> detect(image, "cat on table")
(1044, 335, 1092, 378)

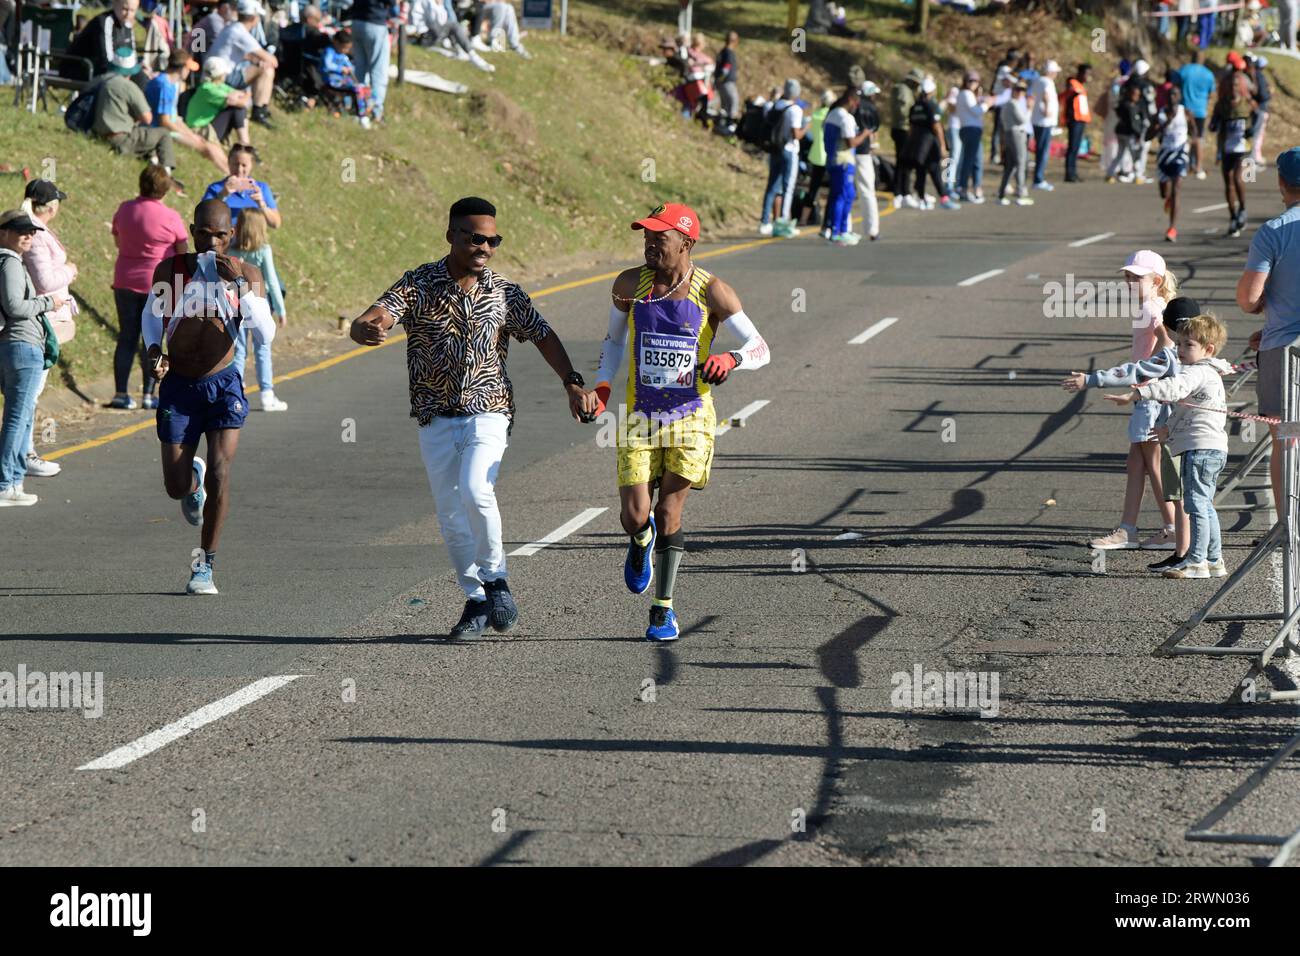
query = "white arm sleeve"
(719, 310, 770, 370)
(241, 291, 277, 346)
(142, 290, 165, 350)
(595, 304, 629, 384)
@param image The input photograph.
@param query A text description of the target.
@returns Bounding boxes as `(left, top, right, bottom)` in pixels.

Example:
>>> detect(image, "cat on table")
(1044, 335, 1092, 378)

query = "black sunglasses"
(455, 227, 504, 249)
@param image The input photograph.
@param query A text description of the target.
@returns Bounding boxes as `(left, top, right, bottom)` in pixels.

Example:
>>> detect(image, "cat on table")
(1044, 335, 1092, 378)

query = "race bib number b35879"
(638, 331, 696, 389)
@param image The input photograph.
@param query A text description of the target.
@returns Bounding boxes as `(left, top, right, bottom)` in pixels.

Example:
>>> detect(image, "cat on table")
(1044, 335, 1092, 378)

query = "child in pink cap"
(1087, 250, 1180, 551)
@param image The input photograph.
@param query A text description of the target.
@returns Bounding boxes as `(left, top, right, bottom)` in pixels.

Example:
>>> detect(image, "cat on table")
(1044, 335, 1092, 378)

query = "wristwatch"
(564, 371, 585, 388)
(729, 351, 744, 369)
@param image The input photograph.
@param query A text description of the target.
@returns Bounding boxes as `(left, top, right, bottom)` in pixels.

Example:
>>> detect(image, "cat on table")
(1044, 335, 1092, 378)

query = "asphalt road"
(4, 171, 1299, 866)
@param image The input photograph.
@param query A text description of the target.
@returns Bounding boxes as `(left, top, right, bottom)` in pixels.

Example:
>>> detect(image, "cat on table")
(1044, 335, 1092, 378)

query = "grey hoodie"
(1137, 357, 1234, 457)
(1087, 344, 1180, 389)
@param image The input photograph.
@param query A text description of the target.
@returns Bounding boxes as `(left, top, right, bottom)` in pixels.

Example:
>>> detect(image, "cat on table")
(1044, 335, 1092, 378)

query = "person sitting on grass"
(185, 55, 253, 148)
(322, 29, 373, 127)
(146, 49, 232, 175)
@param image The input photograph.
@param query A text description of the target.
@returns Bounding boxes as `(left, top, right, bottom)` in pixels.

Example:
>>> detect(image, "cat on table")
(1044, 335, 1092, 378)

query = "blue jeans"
(1183, 449, 1227, 563)
(0, 341, 43, 491)
(1032, 124, 1052, 184)
(761, 149, 797, 224)
(350, 20, 390, 120)
(232, 328, 274, 391)
(957, 126, 984, 192)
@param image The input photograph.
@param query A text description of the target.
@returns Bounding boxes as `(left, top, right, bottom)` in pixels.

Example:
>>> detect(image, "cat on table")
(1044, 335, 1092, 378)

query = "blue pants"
(957, 126, 984, 192)
(0, 341, 43, 491)
(827, 162, 856, 235)
(350, 20, 390, 121)
(1197, 12, 1216, 48)
(1032, 124, 1052, 184)
(1183, 449, 1227, 563)
(761, 149, 797, 225)
(232, 327, 274, 392)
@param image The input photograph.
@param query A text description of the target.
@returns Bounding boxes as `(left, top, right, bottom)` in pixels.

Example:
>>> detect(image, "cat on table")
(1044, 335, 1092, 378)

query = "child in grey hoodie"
(1105, 314, 1233, 579)
(1063, 295, 1205, 568)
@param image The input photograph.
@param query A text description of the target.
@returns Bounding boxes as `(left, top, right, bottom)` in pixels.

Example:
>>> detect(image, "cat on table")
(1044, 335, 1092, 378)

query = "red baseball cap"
(632, 203, 700, 241)
(1227, 50, 1247, 70)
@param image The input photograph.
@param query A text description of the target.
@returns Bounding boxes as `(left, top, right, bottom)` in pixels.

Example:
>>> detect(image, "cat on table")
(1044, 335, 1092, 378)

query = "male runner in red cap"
(579, 203, 771, 641)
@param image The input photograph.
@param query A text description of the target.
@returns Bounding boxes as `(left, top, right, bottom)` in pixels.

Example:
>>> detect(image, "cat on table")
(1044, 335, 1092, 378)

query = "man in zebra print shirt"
(351, 197, 592, 638)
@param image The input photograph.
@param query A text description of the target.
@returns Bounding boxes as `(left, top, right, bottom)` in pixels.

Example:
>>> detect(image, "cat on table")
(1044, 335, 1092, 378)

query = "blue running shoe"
(142, 394, 158, 410)
(182, 456, 206, 526)
(646, 605, 680, 642)
(624, 514, 656, 594)
(187, 562, 219, 595)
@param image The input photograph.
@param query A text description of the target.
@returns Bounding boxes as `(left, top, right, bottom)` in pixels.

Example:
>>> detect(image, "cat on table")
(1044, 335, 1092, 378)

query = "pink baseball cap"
(1120, 249, 1166, 277)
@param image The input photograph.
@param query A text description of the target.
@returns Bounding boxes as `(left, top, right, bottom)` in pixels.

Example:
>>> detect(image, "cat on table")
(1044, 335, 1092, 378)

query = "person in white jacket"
(1030, 60, 1060, 190)
(1105, 314, 1233, 579)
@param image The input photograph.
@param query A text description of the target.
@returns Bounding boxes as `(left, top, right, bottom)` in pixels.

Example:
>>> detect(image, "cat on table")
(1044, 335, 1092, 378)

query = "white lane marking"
(957, 268, 1004, 287)
(1068, 232, 1115, 248)
(509, 507, 607, 557)
(714, 422, 732, 437)
(849, 317, 898, 345)
(78, 675, 303, 771)
(729, 400, 770, 428)
(1194, 202, 1229, 214)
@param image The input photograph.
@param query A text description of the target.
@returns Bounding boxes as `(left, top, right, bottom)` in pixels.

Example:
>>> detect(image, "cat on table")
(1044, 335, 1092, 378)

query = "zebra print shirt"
(375, 257, 552, 426)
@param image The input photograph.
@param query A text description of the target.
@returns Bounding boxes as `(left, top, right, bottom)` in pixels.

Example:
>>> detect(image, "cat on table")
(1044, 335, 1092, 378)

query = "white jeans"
(418, 413, 510, 600)
(855, 153, 879, 237)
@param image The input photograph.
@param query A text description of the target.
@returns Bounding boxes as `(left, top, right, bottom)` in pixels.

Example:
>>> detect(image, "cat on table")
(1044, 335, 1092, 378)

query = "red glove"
(699, 352, 738, 385)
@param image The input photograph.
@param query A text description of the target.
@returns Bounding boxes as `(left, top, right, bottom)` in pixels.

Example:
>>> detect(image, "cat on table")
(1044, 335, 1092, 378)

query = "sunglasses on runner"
(455, 227, 504, 249)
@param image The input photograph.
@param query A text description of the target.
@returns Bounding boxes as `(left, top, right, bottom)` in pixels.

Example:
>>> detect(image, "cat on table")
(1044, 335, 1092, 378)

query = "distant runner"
(583, 203, 771, 641)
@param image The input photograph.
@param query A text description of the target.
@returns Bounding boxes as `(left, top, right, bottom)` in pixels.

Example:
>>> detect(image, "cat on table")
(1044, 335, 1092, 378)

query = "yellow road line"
(45, 198, 896, 462)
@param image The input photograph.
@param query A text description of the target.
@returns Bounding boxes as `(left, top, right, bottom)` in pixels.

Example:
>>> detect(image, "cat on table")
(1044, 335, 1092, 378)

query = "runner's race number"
(639, 331, 696, 389)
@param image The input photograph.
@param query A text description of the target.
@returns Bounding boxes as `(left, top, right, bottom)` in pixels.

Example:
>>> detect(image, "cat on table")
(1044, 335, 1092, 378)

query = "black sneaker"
(1149, 552, 1187, 572)
(252, 106, 276, 130)
(482, 579, 518, 633)
(448, 598, 489, 638)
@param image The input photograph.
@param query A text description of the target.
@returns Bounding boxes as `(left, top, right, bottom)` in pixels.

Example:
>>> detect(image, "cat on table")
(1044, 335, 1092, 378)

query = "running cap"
(905, 67, 925, 85)
(782, 78, 801, 98)
(236, 0, 263, 16)
(1134, 59, 1150, 76)
(860, 80, 880, 96)
(0, 210, 44, 233)
(1044, 59, 1061, 74)
(1120, 249, 1166, 277)
(921, 75, 936, 94)
(1254, 54, 1269, 67)
(632, 203, 700, 241)
(1163, 296, 1202, 333)
(1277, 147, 1300, 188)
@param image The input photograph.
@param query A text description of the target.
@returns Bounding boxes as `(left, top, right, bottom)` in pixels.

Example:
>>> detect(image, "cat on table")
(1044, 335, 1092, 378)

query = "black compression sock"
(654, 530, 685, 605)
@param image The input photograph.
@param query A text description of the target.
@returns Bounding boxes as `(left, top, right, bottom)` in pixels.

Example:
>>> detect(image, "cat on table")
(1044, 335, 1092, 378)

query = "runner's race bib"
(639, 331, 696, 389)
